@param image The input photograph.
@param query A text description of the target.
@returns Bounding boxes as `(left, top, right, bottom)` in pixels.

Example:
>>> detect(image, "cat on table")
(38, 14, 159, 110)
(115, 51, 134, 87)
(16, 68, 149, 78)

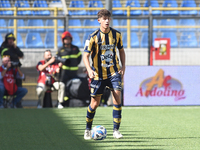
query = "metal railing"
(1, 6, 200, 49)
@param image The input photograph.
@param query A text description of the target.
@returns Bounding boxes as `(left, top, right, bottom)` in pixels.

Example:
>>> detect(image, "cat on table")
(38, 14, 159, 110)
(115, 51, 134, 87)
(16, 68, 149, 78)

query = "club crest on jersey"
(112, 39, 115, 44)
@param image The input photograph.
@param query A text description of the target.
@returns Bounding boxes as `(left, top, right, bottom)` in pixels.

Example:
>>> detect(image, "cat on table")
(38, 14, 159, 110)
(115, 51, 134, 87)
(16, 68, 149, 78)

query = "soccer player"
(83, 9, 126, 140)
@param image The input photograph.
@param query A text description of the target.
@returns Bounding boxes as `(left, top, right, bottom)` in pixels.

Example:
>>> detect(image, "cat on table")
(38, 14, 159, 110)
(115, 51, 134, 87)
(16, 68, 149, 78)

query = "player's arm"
(83, 35, 95, 79)
(117, 33, 126, 79)
(118, 48, 126, 79)
(83, 52, 95, 79)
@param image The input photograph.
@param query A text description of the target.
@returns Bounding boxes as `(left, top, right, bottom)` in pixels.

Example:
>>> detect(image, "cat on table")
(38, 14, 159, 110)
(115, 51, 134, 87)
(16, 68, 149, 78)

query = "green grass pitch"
(0, 106, 199, 150)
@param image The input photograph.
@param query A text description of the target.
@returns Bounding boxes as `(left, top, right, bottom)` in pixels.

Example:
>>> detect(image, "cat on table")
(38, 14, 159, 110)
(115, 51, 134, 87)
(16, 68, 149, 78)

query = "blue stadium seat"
(113, 19, 120, 31)
(88, 1, 103, 15)
(14, 0, 32, 15)
(83, 19, 99, 32)
(32, 0, 50, 16)
(179, 32, 197, 48)
(161, 32, 178, 48)
(140, 19, 158, 32)
(49, 0, 64, 16)
(25, 32, 44, 48)
(82, 31, 91, 47)
(141, 32, 157, 48)
(180, 0, 197, 15)
(0, 19, 7, 33)
(0, 0, 13, 15)
(0, 34, 3, 44)
(121, 19, 139, 32)
(44, 32, 62, 48)
(112, 0, 124, 16)
(159, 19, 177, 32)
(143, 0, 161, 16)
(123, 32, 140, 48)
(68, 19, 82, 32)
(124, 0, 142, 16)
(70, 32, 82, 48)
(69, 1, 87, 15)
(8, 19, 27, 33)
(46, 19, 64, 33)
(162, 0, 179, 16)
(179, 19, 196, 32)
(57, 19, 64, 33)
(17, 33, 24, 48)
(27, 19, 45, 33)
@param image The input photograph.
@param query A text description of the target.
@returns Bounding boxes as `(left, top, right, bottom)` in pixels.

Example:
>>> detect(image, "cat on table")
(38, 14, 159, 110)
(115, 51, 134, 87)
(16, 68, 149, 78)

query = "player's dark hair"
(97, 9, 111, 19)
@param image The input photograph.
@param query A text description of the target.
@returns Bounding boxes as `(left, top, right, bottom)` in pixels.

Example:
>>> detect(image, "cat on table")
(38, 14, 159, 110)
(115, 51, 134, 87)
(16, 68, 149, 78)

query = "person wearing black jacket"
(0, 33, 24, 108)
(56, 31, 82, 102)
(0, 33, 24, 67)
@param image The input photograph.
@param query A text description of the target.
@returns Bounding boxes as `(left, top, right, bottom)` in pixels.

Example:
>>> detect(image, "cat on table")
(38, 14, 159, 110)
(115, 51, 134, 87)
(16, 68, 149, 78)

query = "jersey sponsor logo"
(100, 50, 114, 62)
(100, 44, 115, 50)
(101, 63, 114, 67)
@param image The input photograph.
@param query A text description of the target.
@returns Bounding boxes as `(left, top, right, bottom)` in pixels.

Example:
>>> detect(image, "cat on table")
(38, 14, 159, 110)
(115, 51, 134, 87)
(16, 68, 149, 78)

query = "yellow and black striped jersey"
(84, 27, 123, 80)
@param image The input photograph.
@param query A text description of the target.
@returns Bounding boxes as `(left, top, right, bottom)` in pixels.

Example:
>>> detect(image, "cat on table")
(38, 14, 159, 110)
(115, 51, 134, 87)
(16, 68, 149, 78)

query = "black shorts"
(90, 72, 122, 97)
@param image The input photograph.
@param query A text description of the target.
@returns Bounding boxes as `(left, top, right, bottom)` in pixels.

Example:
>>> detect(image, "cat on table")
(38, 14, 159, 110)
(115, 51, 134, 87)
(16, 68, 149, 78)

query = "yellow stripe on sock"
(113, 118, 121, 123)
(86, 118, 93, 123)
(87, 107, 95, 113)
(113, 106, 122, 111)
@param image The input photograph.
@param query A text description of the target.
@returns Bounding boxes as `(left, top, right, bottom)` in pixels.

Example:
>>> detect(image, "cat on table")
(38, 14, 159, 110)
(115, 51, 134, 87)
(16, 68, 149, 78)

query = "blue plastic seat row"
(0, 0, 199, 16)
(0, 0, 50, 16)
(0, 0, 13, 15)
(0, 18, 199, 33)
(25, 32, 63, 48)
(24, 32, 81, 48)
(68, 0, 198, 16)
(0, 19, 65, 33)
(0, 31, 197, 49)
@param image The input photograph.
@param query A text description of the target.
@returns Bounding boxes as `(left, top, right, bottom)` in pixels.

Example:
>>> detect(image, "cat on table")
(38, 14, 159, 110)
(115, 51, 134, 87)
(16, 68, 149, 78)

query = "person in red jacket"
(36, 50, 65, 109)
(0, 56, 27, 108)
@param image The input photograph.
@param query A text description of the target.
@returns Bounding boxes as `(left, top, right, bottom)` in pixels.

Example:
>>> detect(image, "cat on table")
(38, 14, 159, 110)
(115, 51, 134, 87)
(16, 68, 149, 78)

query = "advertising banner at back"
(124, 66, 200, 106)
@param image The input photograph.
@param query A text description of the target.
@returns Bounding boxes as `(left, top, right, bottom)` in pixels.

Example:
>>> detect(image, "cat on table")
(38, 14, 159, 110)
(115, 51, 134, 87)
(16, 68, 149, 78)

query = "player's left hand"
(118, 66, 125, 79)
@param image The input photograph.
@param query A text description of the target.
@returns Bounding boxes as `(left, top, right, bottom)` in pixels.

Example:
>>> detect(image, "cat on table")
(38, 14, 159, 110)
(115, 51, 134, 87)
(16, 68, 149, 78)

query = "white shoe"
(113, 129, 123, 139)
(57, 103, 64, 109)
(84, 129, 91, 140)
(37, 105, 42, 109)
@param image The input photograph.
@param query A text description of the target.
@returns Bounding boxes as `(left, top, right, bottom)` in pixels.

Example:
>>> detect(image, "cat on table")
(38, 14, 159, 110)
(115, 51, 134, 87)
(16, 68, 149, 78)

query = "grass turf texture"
(0, 107, 199, 150)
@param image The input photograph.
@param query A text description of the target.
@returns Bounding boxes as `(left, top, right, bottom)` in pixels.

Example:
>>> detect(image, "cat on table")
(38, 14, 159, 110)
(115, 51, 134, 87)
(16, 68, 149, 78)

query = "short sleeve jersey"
(84, 27, 123, 80)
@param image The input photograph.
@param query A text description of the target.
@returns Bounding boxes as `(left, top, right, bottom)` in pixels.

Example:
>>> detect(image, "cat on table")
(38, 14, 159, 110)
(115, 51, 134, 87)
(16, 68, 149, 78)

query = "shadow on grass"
(0, 109, 93, 150)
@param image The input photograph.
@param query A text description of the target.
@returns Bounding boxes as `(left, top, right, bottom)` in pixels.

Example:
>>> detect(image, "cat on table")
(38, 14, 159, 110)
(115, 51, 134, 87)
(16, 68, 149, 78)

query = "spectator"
(0, 56, 28, 108)
(36, 50, 65, 109)
(0, 33, 24, 75)
(56, 31, 82, 102)
(0, 32, 24, 108)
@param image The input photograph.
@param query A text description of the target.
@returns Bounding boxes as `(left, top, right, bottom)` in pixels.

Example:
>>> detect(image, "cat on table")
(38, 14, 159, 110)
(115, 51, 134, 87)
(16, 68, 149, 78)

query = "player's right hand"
(88, 70, 95, 79)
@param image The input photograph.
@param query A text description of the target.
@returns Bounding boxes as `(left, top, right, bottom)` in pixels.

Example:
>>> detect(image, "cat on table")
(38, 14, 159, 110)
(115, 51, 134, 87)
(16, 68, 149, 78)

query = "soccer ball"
(91, 125, 107, 140)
